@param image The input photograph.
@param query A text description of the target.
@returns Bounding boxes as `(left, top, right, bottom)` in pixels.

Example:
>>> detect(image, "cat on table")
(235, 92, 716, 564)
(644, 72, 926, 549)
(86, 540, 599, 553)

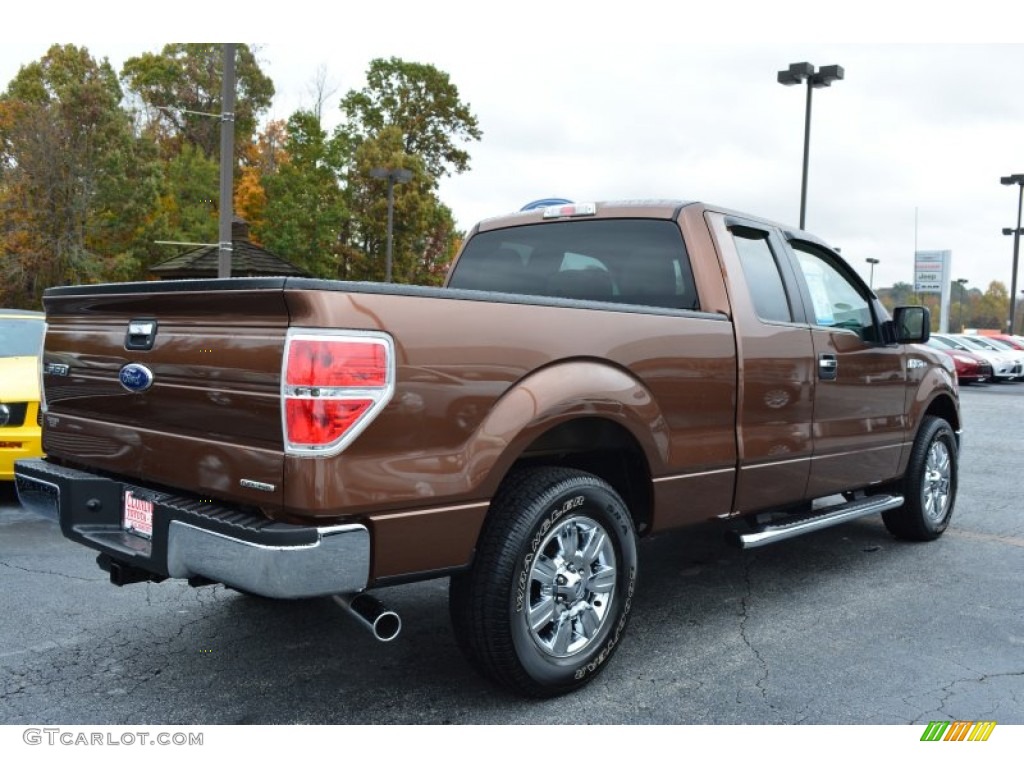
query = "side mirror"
(893, 306, 930, 344)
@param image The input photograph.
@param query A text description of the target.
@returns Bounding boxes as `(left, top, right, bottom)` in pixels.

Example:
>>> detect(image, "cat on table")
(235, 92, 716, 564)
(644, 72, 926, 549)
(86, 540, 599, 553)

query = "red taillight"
(282, 331, 395, 456)
(286, 339, 388, 388)
(285, 399, 374, 445)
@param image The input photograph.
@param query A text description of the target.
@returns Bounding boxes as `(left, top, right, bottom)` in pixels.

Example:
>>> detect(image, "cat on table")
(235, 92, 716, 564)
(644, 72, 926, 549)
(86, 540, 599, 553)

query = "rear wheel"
(450, 467, 638, 697)
(882, 416, 957, 541)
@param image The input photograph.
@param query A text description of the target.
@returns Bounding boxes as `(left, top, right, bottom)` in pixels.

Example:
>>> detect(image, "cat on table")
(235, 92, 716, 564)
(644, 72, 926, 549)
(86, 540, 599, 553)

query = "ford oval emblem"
(119, 363, 154, 393)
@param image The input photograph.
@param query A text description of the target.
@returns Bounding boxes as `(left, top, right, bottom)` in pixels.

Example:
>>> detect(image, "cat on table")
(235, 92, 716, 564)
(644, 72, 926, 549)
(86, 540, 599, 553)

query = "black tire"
(450, 467, 638, 697)
(882, 416, 958, 541)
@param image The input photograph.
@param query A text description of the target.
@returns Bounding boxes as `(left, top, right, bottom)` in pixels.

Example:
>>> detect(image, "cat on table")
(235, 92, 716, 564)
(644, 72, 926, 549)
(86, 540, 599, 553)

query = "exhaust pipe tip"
(333, 592, 402, 642)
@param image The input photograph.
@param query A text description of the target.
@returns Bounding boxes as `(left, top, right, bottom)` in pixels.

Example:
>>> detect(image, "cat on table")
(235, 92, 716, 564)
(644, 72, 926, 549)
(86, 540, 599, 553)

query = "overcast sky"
(4, 2, 1024, 294)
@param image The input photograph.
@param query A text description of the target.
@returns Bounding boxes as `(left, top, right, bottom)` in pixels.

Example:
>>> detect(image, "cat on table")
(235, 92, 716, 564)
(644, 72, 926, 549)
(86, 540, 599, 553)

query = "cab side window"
(732, 229, 793, 324)
(791, 244, 877, 341)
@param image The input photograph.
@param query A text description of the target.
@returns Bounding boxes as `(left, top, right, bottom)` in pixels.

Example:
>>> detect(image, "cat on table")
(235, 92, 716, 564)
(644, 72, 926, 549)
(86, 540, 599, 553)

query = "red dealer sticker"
(123, 489, 154, 539)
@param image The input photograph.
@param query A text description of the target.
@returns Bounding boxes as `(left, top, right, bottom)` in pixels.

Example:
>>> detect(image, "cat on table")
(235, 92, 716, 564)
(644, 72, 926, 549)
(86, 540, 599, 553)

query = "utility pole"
(218, 44, 236, 278)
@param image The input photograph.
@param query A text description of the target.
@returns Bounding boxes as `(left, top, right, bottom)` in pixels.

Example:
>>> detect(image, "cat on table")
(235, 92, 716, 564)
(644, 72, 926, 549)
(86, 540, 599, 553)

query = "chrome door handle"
(819, 354, 838, 381)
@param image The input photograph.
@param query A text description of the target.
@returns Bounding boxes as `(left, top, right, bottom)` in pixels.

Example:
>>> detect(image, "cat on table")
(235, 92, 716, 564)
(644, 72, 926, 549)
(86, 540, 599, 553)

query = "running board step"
(731, 494, 905, 549)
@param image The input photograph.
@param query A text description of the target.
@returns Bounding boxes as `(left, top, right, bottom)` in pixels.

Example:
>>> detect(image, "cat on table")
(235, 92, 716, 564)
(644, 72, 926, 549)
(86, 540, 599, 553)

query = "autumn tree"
(0, 45, 159, 306)
(233, 119, 288, 241)
(233, 165, 267, 243)
(417, 203, 461, 285)
(122, 44, 274, 161)
(338, 57, 482, 183)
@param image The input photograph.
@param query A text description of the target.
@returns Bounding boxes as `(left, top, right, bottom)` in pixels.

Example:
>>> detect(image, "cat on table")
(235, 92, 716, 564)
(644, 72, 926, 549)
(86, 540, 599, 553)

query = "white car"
(954, 335, 1024, 380)
(941, 334, 1023, 381)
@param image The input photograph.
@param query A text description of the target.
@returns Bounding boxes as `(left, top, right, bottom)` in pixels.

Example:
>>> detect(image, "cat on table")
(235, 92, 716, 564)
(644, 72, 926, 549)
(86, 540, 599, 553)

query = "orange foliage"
(234, 166, 267, 244)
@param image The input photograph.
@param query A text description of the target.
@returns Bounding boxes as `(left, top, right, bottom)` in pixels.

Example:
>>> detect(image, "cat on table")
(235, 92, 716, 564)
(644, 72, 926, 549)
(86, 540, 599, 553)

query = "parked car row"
(969, 333, 1024, 350)
(926, 333, 1024, 384)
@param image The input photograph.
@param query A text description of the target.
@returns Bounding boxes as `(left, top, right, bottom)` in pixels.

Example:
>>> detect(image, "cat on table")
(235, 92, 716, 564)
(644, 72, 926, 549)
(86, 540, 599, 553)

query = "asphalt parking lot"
(1, 382, 1022, 725)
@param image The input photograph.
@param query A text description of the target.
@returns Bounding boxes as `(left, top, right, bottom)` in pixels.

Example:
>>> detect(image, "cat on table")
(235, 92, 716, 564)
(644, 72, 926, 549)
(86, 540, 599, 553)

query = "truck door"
(784, 238, 907, 498)
(710, 215, 816, 513)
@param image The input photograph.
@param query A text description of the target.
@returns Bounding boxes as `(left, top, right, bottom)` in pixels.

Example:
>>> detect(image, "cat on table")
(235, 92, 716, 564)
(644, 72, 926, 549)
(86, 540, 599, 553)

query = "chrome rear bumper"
(14, 458, 369, 599)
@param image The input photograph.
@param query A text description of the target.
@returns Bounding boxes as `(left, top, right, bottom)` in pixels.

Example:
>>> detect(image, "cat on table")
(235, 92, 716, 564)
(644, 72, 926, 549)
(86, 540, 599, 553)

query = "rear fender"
(463, 359, 669, 499)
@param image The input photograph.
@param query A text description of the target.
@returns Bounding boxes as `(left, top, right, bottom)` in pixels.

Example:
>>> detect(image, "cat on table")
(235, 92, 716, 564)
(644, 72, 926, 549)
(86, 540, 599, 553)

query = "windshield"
(0, 317, 44, 357)
(981, 337, 1014, 350)
(931, 336, 966, 351)
(956, 336, 995, 352)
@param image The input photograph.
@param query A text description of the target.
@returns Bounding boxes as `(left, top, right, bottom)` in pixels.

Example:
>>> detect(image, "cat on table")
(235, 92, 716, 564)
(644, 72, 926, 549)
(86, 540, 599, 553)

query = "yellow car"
(1, 309, 44, 481)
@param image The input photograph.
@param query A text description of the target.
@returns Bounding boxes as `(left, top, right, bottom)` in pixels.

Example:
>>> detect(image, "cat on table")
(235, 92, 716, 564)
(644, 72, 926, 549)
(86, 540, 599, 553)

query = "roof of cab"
(471, 199, 832, 251)
(474, 200, 697, 232)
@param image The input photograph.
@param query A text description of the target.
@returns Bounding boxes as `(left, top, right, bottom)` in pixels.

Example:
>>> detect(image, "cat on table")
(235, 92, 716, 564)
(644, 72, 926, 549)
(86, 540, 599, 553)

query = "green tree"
(341, 125, 460, 284)
(331, 58, 476, 284)
(973, 280, 1009, 330)
(0, 44, 159, 306)
(950, 281, 974, 332)
(877, 281, 915, 313)
(150, 143, 220, 248)
(259, 110, 348, 277)
(122, 44, 274, 161)
(962, 287, 981, 330)
(338, 57, 482, 183)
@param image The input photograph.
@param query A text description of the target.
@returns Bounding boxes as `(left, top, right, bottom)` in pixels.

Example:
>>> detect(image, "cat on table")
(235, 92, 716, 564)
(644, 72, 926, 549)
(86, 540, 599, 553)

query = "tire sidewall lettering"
(457, 468, 639, 696)
(574, 564, 636, 680)
(513, 484, 637, 681)
(515, 494, 586, 613)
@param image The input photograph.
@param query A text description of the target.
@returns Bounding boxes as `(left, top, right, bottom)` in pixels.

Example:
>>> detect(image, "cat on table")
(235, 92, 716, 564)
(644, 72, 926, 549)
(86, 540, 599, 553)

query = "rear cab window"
(448, 219, 699, 311)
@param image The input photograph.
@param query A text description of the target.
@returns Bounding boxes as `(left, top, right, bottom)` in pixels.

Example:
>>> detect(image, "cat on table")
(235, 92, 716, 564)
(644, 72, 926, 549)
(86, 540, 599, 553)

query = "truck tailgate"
(41, 281, 290, 509)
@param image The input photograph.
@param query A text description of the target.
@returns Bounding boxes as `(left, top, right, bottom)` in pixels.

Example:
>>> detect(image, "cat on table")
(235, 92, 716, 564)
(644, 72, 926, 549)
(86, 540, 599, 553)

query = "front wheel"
(882, 416, 958, 541)
(449, 467, 638, 697)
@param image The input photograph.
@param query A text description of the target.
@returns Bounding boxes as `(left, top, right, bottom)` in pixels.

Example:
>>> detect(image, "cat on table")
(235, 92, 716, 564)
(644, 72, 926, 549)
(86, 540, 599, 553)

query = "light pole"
(1001, 174, 1024, 334)
(955, 278, 968, 332)
(777, 62, 844, 230)
(370, 167, 413, 283)
(865, 257, 879, 289)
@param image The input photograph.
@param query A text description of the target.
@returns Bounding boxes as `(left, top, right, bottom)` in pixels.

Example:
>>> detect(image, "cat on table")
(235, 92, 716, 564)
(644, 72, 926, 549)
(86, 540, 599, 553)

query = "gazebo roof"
(149, 219, 308, 279)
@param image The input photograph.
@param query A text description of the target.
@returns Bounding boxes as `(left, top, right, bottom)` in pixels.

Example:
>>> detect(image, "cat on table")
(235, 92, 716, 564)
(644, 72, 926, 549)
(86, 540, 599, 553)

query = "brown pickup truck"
(15, 200, 960, 697)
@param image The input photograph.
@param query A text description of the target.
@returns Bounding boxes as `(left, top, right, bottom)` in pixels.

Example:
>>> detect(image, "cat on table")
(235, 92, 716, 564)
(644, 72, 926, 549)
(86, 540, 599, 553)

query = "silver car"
(938, 334, 1022, 381)
(954, 335, 1024, 380)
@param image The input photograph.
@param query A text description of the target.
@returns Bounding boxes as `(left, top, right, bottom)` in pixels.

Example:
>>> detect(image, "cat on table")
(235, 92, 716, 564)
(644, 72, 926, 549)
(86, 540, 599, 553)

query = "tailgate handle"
(125, 319, 158, 351)
(818, 353, 838, 381)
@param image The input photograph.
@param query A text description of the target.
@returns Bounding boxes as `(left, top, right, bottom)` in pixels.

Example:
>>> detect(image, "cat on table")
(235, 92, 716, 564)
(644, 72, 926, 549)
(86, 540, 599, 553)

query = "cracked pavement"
(1, 384, 1022, 725)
